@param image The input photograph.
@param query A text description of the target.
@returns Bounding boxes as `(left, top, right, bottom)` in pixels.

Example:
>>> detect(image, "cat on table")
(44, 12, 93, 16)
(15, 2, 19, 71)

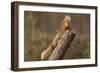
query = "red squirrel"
(41, 15, 71, 59)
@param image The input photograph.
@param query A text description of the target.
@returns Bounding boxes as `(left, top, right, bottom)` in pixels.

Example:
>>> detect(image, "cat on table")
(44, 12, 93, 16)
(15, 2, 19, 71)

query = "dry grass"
(24, 31, 56, 61)
(24, 31, 90, 61)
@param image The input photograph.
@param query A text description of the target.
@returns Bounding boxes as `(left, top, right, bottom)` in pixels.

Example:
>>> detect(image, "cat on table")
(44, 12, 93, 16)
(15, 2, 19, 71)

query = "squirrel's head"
(64, 15, 71, 26)
(61, 15, 71, 31)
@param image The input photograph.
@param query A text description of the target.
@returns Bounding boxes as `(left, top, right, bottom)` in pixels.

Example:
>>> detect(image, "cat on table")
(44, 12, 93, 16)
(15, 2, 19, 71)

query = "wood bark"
(48, 30, 75, 60)
(41, 31, 62, 59)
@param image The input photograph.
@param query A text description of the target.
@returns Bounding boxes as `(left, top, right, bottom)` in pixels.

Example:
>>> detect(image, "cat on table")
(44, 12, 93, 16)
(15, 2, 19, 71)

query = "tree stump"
(48, 30, 75, 60)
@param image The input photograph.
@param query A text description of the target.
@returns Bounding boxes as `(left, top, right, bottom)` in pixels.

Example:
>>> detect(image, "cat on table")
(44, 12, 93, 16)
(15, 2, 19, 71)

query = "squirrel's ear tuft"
(64, 15, 71, 21)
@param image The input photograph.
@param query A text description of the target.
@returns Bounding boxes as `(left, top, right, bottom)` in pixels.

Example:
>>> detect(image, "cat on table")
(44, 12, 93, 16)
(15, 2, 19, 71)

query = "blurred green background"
(24, 11, 90, 61)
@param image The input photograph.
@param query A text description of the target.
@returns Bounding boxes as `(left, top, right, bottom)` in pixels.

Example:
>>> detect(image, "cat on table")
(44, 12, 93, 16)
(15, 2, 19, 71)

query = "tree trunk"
(48, 30, 75, 60)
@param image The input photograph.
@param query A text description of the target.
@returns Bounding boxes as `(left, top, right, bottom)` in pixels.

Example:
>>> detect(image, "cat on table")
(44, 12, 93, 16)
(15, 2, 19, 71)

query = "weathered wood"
(48, 30, 75, 60)
(41, 32, 61, 59)
(41, 30, 68, 59)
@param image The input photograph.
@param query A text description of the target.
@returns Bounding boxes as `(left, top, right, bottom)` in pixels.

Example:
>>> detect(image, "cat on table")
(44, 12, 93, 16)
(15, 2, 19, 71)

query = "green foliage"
(83, 48, 90, 58)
